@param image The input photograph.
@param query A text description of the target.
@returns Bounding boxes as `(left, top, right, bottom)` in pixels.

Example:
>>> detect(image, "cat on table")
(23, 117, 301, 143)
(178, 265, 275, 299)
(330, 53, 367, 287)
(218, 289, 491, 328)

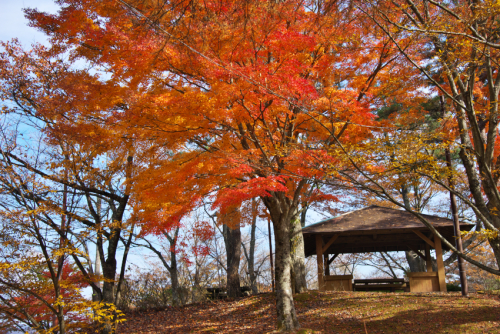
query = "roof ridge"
(302, 206, 369, 229)
(302, 205, 473, 233)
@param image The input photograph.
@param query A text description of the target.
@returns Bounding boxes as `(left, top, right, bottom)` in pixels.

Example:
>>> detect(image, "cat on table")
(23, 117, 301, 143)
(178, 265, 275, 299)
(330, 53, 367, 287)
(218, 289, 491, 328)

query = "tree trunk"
(260, 181, 306, 332)
(166, 227, 181, 306)
(99, 243, 117, 306)
(248, 219, 257, 294)
(242, 199, 258, 294)
(405, 251, 426, 272)
(101, 265, 117, 334)
(274, 216, 300, 331)
(454, 102, 500, 268)
(223, 223, 241, 298)
(300, 203, 308, 228)
(169, 250, 180, 306)
(57, 313, 66, 334)
(290, 211, 307, 293)
(192, 255, 203, 303)
(98, 226, 121, 334)
(488, 237, 500, 269)
(92, 248, 102, 302)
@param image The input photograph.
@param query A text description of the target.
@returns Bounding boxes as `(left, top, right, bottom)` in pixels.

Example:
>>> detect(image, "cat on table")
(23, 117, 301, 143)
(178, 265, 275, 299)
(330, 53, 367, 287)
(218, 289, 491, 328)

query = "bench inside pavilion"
(302, 206, 474, 292)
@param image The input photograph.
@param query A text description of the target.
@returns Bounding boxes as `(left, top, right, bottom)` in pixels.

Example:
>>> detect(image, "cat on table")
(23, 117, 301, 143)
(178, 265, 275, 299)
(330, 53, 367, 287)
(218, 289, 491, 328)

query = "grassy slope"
(119, 291, 500, 333)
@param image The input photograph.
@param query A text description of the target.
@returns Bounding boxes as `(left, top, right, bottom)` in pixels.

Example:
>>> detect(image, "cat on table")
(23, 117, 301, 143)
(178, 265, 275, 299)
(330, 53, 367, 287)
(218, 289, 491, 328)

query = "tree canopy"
(1, 0, 500, 332)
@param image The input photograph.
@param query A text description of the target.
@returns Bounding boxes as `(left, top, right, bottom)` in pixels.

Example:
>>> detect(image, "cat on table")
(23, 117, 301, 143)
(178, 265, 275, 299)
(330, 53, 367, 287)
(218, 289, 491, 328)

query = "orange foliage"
(22, 0, 423, 231)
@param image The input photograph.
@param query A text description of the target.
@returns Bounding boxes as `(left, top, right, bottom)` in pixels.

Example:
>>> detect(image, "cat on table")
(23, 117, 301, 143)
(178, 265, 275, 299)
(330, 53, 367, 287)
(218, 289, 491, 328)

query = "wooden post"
(324, 254, 330, 276)
(425, 244, 433, 272)
(316, 234, 324, 290)
(433, 235, 447, 292)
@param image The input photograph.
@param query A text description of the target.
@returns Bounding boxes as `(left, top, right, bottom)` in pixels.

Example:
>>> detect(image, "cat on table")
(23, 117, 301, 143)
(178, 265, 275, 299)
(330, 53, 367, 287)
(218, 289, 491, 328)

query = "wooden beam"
(434, 235, 447, 292)
(316, 235, 324, 290)
(327, 253, 339, 265)
(425, 244, 433, 272)
(407, 245, 426, 261)
(412, 230, 435, 248)
(322, 234, 339, 254)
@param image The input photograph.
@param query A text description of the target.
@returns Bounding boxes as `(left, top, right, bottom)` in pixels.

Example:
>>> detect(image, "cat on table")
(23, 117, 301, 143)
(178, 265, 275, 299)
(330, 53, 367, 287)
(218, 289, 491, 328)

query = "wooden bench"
(323, 275, 353, 291)
(353, 278, 408, 292)
(407, 272, 438, 292)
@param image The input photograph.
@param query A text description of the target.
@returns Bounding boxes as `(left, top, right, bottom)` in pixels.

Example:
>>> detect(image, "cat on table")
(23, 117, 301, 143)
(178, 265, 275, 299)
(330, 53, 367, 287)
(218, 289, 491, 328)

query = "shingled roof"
(302, 205, 474, 256)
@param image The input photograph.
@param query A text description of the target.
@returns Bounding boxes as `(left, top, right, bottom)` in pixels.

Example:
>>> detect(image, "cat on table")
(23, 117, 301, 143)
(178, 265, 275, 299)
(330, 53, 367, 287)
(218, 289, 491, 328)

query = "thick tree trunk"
(167, 227, 181, 306)
(169, 252, 180, 306)
(223, 223, 241, 298)
(274, 217, 300, 330)
(101, 263, 117, 334)
(290, 212, 307, 293)
(260, 180, 306, 331)
(99, 245, 117, 306)
(405, 251, 426, 272)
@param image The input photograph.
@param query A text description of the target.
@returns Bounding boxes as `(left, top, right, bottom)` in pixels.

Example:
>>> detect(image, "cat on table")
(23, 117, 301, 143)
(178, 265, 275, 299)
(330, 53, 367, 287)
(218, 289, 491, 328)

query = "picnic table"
(353, 278, 409, 292)
(205, 287, 227, 299)
(205, 286, 252, 299)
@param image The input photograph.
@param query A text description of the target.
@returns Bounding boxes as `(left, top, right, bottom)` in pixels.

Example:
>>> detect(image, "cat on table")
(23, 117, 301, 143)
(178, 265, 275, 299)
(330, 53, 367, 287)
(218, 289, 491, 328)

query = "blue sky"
(0, 0, 393, 284)
(0, 0, 59, 46)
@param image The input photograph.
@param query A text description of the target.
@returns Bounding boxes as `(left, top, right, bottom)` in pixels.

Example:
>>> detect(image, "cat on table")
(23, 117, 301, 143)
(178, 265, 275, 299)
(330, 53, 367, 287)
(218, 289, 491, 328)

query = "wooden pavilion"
(302, 206, 474, 292)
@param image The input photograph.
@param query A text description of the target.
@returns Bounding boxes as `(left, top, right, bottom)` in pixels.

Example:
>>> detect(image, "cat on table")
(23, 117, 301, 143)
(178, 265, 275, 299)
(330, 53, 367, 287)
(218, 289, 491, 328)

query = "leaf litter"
(118, 291, 500, 333)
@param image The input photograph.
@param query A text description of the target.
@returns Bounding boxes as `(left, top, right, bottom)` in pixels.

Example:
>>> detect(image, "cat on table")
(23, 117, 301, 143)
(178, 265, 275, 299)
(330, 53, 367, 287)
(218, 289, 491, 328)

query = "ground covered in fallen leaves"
(119, 291, 500, 333)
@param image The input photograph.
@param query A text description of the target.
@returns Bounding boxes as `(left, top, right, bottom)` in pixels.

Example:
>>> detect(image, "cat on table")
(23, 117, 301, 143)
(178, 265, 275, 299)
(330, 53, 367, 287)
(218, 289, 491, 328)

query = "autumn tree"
(454, 235, 500, 292)
(133, 222, 183, 306)
(202, 199, 254, 298)
(0, 41, 140, 333)
(0, 111, 132, 333)
(337, 0, 500, 275)
(24, 0, 421, 331)
(0, 129, 91, 333)
(177, 217, 219, 301)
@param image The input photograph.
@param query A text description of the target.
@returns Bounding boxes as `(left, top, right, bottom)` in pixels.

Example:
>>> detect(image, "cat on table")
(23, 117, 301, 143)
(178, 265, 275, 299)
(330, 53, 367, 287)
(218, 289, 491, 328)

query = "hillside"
(118, 291, 500, 333)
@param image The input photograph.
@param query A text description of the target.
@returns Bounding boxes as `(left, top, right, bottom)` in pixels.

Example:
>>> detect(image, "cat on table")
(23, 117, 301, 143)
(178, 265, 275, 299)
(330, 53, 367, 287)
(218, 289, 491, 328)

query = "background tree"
(133, 222, 182, 306)
(0, 40, 139, 333)
(354, 0, 500, 273)
(0, 147, 91, 333)
(220, 207, 242, 299)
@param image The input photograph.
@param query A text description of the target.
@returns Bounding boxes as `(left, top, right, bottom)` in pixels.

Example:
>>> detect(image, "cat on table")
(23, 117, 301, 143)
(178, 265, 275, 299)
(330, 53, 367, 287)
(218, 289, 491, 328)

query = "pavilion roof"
(302, 205, 474, 256)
